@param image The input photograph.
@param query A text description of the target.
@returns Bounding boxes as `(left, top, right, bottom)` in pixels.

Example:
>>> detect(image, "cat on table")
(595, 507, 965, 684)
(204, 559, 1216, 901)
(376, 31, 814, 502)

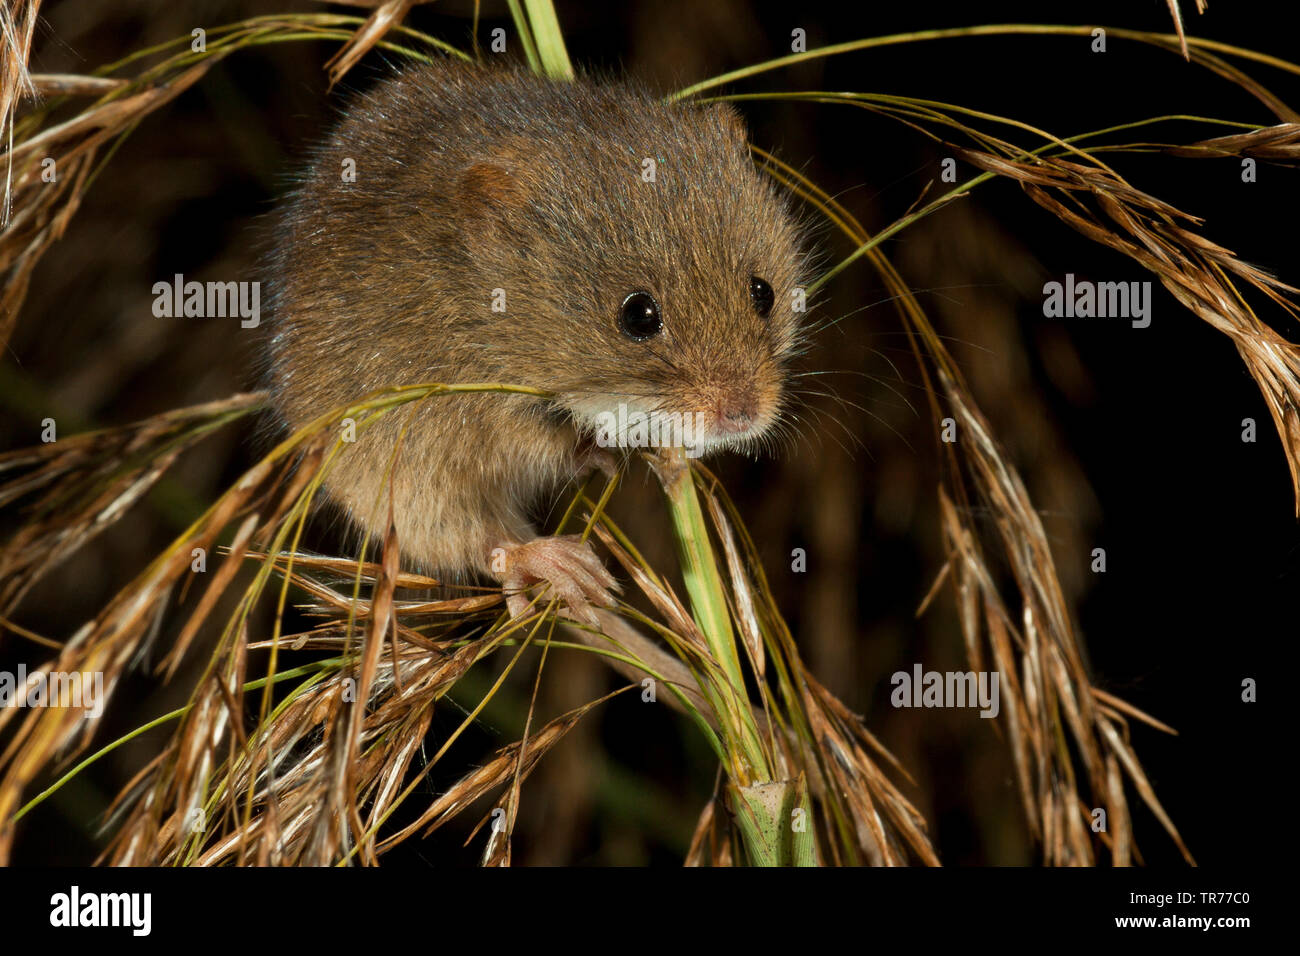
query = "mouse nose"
(714, 395, 757, 434)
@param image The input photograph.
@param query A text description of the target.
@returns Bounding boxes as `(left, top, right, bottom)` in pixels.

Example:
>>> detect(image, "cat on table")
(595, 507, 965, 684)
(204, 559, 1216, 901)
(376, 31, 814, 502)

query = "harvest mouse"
(264, 60, 809, 623)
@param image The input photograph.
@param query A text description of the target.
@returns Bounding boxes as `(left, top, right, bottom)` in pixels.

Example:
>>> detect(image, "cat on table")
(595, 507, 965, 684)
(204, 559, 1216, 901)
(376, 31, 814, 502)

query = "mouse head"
(455, 76, 812, 459)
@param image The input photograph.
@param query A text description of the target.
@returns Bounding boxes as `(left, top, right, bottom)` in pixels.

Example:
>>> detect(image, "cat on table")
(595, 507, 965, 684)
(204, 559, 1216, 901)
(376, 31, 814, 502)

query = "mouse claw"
(495, 534, 620, 628)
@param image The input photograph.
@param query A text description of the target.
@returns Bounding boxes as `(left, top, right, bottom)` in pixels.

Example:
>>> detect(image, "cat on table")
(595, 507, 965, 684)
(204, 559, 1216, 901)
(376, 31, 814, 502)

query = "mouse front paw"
(572, 441, 619, 481)
(490, 535, 621, 627)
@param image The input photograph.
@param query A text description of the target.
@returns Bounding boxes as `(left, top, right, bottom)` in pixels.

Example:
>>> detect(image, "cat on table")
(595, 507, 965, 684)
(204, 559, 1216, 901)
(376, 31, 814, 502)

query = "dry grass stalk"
(0, 393, 264, 613)
(0, 11, 462, 351)
(5, 379, 942, 866)
(1, 0, 40, 227)
(954, 143, 1300, 516)
(933, 380, 1192, 864)
(1, 53, 217, 348)
(324, 0, 416, 88)
(0, 382, 452, 861)
(0, 392, 281, 861)
(756, 145, 1205, 864)
(729, 63, 1296, 862)
(598, 475, 939, 865)
(10, 8, 1288, 867)
(1165, 0, 1209, 60)
(1165, 121, 1300, 161)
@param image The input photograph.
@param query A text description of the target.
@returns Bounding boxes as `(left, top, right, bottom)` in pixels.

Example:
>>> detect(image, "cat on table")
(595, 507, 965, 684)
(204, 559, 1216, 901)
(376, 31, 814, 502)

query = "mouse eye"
(749, 276, 774, 318)
(618, 291, 662, 341)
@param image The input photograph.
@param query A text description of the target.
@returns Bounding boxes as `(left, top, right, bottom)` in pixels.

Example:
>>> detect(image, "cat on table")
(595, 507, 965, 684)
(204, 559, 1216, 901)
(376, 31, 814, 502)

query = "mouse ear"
(458, 160, 530, 214)
(457, 139, 536, 220)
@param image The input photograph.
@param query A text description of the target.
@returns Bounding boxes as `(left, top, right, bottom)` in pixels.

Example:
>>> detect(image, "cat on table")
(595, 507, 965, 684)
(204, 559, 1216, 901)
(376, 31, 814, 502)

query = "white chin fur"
(567, 395, 771, 460)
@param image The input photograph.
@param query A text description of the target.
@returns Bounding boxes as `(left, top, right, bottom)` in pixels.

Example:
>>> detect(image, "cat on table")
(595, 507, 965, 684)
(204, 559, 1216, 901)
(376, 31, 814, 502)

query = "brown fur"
(264, 60, 809, 580)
